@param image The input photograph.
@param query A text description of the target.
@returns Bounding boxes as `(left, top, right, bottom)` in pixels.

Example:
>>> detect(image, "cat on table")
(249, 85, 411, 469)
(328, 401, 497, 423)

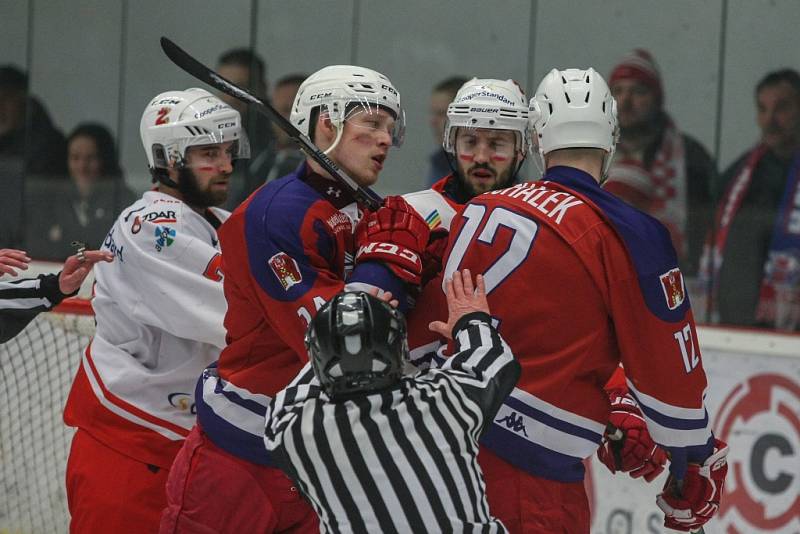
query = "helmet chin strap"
(323, 122, 345, 156)
(153, 155, 184, 189)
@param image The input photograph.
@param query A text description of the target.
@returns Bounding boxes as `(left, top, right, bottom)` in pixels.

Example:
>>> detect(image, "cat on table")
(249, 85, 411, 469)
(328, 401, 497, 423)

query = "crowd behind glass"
(1, 48, 798, 334)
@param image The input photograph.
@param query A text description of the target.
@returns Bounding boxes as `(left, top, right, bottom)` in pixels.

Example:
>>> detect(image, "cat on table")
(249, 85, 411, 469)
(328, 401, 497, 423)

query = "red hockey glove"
(355, 196, 430, 285)
(656, 438, 728, 532)
(420, 227, 449, 287)
(597, 389, 668, 482)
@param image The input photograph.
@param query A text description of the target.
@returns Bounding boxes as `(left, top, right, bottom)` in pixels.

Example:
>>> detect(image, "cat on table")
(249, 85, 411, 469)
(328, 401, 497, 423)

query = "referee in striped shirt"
(265, 270, 520, 534)
(0, 247, 112, 343)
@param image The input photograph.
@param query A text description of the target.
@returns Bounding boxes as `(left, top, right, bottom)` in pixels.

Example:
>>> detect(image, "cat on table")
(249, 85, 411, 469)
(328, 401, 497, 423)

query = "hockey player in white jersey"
(63, 88, 249, 533)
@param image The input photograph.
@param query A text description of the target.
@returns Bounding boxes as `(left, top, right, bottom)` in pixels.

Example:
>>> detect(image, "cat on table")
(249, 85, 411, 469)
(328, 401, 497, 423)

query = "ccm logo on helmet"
(154, 98, 181, 106)
(310, 91, 333, 101)
(381, 84, 398, 96)
(217, 122, 236, 129)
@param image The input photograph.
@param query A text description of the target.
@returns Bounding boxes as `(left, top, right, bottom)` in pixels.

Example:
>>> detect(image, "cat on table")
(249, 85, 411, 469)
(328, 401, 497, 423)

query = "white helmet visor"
(179, 138, 251, 170)
(452, 127, 519, 160)
(341, 98, 406, 147)
(150, 127, 250, 170)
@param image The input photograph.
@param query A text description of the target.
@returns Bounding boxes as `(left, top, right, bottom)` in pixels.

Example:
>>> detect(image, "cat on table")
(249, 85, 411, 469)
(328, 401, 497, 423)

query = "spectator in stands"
(603, 50, 716, 277)
(703, 68, 800, 331)
(25, 123, 136, 260)
(0, 65, 67, 248)
(216, 48, 275, 207)
(0, 247, 113, 343)
(262, 73, 306, 183)
(0, 65, 67, 176)
(426, 76, 469, 185)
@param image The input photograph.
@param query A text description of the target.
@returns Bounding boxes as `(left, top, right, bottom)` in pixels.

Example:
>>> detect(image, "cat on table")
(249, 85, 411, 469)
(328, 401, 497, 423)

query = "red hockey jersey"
(439, 166, 714, 482)
(196, 163, 403, 465)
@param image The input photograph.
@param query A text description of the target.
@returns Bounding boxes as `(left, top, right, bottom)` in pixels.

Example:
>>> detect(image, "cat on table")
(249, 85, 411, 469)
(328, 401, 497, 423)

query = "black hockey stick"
(159, 36, 382, 211)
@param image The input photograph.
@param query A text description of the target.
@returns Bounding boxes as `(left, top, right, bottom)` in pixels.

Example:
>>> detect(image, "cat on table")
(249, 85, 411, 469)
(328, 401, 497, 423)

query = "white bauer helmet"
(528, 68, 619, 178)
(290, 65, 405, 153)
(443, 78, 531, 156)
(140, 88, 250, 172)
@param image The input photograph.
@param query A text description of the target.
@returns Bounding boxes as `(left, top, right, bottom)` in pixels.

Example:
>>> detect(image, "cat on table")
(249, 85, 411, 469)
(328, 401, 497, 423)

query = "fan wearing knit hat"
(604, 49, 716, 279)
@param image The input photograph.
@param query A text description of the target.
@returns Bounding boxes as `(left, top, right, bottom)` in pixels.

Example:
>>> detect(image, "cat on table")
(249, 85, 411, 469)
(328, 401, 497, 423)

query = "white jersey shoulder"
(85, 191, 229, 436)
(402, 188, 458, 231)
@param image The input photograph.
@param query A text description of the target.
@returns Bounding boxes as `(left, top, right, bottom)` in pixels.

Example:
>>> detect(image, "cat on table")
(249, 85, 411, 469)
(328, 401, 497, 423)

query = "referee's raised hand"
(428, 269, 489, 339)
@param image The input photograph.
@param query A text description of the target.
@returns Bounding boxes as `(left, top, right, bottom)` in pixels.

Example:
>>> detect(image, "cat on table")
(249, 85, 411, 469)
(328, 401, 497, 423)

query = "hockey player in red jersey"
(63, 88, 248, 532)
(160, 66, 430, 534)
(403, 78, 531, 365)
(438, 68, 728, 533)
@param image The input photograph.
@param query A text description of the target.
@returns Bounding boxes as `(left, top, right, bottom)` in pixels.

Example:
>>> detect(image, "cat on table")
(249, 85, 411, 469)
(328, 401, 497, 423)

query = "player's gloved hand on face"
(420, 227, 449, 286)
(597, 389, 668, 482)
(355, 196, 430, 285)
(656, 438, 729, 532)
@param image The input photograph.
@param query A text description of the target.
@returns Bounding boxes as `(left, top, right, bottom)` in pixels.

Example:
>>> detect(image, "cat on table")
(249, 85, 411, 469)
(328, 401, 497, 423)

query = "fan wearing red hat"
(604, 49, 716, 280)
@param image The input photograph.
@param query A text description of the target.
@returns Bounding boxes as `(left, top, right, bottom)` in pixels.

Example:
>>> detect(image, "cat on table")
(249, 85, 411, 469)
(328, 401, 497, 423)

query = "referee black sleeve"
(441, 314, 520, 433)
(0, 273, 67, 343)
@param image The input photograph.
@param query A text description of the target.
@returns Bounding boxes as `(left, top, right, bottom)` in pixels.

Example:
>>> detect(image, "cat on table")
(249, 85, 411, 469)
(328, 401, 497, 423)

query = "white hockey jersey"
(64, 191, 229, 468)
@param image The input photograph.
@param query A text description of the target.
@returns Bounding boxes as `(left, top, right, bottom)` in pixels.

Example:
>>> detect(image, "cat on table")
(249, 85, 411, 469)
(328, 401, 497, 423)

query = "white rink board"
(586, 326, 800, 534)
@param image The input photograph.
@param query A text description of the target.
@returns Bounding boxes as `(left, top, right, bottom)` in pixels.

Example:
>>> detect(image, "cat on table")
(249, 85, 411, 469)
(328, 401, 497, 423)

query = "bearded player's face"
(178, 142, 235, 208)
(454, 128, 519, 197)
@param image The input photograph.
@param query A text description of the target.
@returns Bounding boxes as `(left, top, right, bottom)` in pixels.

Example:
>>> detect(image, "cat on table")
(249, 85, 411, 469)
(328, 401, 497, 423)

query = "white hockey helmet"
(529, 68, 619, 176)
(140, 88, 250, 170)
(443, 78, 530, 155)
(290, 65, 405, 148)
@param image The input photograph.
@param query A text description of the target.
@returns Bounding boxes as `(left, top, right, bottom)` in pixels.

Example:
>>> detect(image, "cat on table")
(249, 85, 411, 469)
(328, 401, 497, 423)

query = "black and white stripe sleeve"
(0, 273, 67, 343)
(264, 362, 319, 453)
(440, 312, 521, 431)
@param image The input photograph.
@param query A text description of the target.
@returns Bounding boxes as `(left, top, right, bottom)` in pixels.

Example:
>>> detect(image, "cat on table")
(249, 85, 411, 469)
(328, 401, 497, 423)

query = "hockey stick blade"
(159, 36, 381, 211)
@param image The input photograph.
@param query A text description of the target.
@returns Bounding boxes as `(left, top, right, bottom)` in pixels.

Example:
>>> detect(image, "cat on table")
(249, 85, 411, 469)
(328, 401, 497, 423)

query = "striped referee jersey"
(0, 273, 67, 343)
(265, 312, 520, 534)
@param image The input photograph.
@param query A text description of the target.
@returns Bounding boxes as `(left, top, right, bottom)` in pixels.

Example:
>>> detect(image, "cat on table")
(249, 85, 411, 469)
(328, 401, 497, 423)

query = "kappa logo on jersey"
(269, 252, 303, 290)
(496, 411, 529, 437)
(154, 225, 176, 252)
(659, 268, 685, 310)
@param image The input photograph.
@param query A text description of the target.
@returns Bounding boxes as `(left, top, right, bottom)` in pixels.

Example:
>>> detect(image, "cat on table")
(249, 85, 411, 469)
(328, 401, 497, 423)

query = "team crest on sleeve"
(659, 267, 685, 310)
(269, 252, 303, 290)
(155, 225, 176, 252)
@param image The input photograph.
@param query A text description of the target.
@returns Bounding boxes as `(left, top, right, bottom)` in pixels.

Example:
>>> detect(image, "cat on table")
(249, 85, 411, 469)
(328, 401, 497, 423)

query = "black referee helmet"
(306, 291, 408, 399)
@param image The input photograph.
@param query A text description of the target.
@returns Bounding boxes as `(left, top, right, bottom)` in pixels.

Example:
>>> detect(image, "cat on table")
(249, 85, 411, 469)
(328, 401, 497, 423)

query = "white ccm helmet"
(528, 68, 618, 177)
(443, 78, 531, 157)
(290, 65, 405, 153)
(140, 88, 250, 177)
